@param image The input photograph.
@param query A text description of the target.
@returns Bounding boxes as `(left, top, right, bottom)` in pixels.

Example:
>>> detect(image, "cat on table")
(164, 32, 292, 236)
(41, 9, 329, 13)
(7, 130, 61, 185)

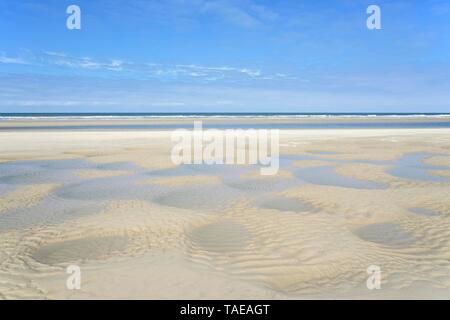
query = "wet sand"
(0, 121, 449, 300)
(1, 115, 449, 128)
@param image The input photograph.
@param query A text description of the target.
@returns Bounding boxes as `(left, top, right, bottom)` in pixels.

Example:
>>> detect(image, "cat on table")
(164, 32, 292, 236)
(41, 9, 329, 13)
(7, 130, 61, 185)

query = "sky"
(1, 0, 450, 113)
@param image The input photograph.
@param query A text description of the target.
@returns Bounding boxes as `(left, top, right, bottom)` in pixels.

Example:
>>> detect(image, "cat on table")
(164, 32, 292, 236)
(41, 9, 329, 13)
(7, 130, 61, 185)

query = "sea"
(1, 113, 450, 130)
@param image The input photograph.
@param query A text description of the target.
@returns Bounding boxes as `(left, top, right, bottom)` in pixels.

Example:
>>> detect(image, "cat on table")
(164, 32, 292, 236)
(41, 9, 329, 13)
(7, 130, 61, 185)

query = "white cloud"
(0, 55, 29, 65)
(239, 68, 261, 77)
(0, 50, 295, 84)
(43, 51, 68, 57)
(47, 53, 274, 82)
(50, 54, 123, 71)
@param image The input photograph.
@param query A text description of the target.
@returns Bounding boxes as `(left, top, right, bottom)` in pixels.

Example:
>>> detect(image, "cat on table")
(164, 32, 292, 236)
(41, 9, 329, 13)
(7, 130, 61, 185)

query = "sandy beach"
(0, 119, 450, 299)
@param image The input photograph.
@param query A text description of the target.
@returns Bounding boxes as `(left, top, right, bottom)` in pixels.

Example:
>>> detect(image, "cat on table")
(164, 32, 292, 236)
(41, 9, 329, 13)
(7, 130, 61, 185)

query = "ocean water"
(1, 112, 450, 130)
(2, 112, 450, 119)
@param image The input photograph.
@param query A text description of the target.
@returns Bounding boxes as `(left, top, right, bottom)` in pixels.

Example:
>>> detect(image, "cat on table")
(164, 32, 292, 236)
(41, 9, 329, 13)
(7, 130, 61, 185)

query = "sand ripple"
(0, 184, 59, 213)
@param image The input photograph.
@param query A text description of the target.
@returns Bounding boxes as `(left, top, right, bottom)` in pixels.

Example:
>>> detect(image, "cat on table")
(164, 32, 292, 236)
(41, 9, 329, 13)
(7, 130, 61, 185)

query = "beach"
(1, 117, 450, 299)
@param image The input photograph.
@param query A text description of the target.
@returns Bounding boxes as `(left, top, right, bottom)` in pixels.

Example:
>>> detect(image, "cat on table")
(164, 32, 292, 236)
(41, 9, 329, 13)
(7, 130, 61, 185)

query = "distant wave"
(1, 113, 450, 120)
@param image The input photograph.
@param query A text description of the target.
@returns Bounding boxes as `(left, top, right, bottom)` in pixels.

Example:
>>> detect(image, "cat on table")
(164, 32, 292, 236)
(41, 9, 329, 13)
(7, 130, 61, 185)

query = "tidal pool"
(409, 207, 440, 217)
(354, 223, 416, 248)
(188, 221, 250, 253)
(387, 153, 450, 183)
(32, 236, 129, 265)
(257, 196, 315, 213)
(294, 166, 384, 189)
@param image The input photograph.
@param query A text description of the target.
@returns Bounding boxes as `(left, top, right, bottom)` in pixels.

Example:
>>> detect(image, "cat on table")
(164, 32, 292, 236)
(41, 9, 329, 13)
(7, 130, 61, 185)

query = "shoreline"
(0, 116, 450, 130)
(0, 115, 449, 123)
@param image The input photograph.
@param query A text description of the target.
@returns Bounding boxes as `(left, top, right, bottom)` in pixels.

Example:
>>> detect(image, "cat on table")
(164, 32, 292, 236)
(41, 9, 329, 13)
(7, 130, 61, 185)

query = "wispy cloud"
(45, 52, 124, 71)
(200, 0, 264, 28)
(2, 50, 293, 84)
(0, 55, 29, 65)
(105, 0, 279, 29)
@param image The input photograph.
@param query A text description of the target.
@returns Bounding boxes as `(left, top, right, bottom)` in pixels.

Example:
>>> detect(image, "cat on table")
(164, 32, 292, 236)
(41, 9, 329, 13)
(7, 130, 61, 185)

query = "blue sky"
(1, 0, 450, 113)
